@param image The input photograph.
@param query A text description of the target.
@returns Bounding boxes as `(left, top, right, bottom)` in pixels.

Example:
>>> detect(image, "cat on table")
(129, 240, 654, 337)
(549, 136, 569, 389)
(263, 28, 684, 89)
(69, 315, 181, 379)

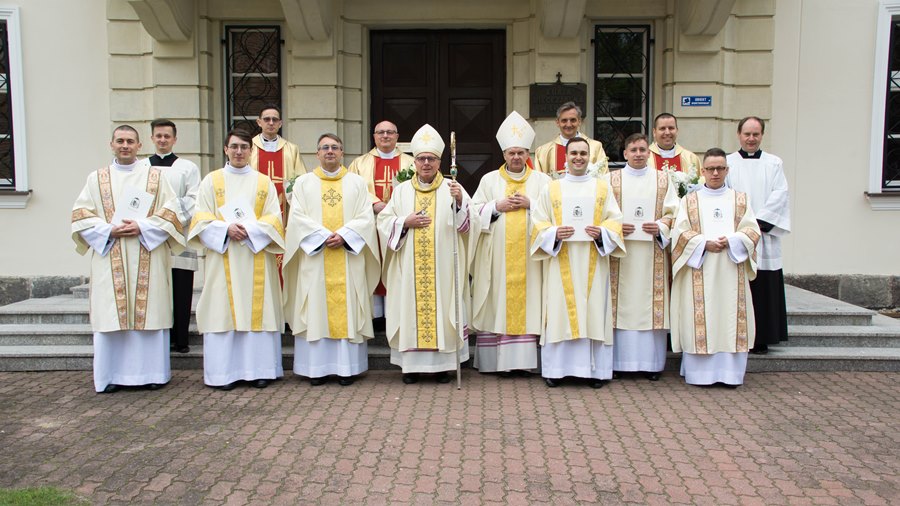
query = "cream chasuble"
(283, 167, 380, 343)
(376, 174, 479, 355)
(188, 168, 285, 333)
(471, 166, 550, 336)
(71, 165, 185, 332)
(530, 177, 625, 345)
(670, 188, 760, 354)
(348, 148, 416, 204)
(608, 167, 679, 331)
(647, 142, 701, 175)
(534, 136, 608, 177)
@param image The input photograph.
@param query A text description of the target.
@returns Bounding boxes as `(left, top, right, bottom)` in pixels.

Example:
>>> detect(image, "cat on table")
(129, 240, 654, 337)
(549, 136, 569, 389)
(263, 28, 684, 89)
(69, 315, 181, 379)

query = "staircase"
(0, 285, 898, 372)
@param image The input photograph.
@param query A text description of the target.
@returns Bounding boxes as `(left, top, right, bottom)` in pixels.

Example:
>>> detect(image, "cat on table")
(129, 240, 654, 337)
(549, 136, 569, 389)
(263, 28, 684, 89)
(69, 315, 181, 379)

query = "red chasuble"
(258, 149, 288, 219)
(373, 156, 401, 203)
(653, 152, 682, 172)
(555, 144, 567, 174)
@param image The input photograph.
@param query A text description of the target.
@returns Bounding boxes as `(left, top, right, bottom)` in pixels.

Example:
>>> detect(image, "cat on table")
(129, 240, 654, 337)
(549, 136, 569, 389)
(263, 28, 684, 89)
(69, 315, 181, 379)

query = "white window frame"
(868, 0, 900, 210)
(0, 6, 27, 208)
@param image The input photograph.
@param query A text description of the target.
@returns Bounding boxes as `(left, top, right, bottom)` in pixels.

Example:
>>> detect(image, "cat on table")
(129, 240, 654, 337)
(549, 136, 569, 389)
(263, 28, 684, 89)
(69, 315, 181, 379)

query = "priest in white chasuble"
(530, 136, 625, 388)
(471, 111, 550, 374)
(670, 148, 761, 387)
(726, 116, 791, 355)
(646, 113, 701, 175)
(533, 101, 608, 178)
(609, 133, 680, 381)
(376, 124, 479, 384)
(71, 125, 185, 393)
(189, 129, 286, 390)
(283, 134, 380, 387)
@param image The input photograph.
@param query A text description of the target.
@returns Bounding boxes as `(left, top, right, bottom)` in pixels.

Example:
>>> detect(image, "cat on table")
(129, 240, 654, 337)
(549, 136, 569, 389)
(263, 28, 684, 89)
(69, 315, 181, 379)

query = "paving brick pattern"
(0, 371, 898, 505)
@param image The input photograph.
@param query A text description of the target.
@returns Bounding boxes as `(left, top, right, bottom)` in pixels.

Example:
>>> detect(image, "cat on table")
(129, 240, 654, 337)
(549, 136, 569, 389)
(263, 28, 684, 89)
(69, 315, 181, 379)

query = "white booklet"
(218, 198, 256, 224)
(561, 196, 594, 242)
(111, 186, 154, 225)
(623, 197, 653, 242)
(702, 196, 735, 239)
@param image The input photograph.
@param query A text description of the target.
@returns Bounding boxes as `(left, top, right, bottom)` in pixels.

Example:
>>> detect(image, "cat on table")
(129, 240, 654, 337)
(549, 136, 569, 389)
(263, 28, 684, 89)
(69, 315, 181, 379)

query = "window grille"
(881, 18, 900, 188)
(224, 26, 282, 136)
(0, 20, 14, 188)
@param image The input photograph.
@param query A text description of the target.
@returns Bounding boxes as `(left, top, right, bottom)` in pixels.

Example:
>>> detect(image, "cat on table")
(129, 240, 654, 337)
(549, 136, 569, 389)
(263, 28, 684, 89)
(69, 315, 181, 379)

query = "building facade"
(0, 0, 897, 307)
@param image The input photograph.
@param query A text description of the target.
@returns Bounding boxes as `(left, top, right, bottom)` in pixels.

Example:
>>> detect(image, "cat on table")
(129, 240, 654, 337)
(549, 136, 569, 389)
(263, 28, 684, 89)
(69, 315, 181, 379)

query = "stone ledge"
(0, 276, 88, 307)
(786, 274, 900, 310)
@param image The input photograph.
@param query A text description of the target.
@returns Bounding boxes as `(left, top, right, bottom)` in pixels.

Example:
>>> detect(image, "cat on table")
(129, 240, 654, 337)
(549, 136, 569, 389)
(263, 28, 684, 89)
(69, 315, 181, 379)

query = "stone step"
(788, 321, 900, 348)
(0, 344, 395, 372)
(785, 285, 875, 326)
(745, 346, 900, 372)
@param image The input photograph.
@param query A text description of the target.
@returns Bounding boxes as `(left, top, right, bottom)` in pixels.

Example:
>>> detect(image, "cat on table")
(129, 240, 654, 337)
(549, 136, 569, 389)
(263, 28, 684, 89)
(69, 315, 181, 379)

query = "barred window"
(0, 7, 27, 208)
(594, 25, 651, 169)
(224, 26, 282, 136)
(882, 18, 900, 188)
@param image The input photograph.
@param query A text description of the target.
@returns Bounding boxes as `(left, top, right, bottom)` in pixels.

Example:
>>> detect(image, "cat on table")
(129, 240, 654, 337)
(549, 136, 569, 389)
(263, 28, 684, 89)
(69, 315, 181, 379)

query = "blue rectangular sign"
(681, 96, 712, 107)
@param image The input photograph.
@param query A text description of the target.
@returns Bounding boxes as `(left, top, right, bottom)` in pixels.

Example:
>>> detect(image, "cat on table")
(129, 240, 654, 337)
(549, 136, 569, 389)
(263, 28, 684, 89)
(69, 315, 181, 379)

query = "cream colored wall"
(771, 0, 899, 275)
(0, 1, 110, 276)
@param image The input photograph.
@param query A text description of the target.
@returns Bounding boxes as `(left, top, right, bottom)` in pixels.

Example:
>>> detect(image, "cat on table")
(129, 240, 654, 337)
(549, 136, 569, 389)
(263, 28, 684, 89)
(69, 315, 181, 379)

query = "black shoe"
(722, 383, 740, 389)
(147, 383, 164, 390)
(646, 372, 661, 382)
(172, 345, 190, 354)
(612, 371, 621, 379)
(498, 371, 514, 378)
(310, 377, 328, 386)
(402, 373, 419, 384)
(544, 377, 559, 388)
(253, 379, 269, 389)
(219, 382, 237, 391)
(101, 384, 119, 394)
(750, 345, 769, 355)
(338, 376, 355, 386)
(589, 379, 605, 389)
(435, 371, 451, 384)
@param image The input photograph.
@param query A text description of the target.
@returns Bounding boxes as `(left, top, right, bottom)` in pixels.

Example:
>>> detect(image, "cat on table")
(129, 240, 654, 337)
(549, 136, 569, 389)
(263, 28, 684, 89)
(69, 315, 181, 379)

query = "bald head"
(373, 120, 400, 152)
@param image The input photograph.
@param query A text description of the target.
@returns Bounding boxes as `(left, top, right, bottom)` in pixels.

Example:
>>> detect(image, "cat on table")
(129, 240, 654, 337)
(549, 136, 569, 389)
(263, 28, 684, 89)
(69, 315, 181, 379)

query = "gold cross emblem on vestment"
(323, 188, 342, 207)
(374, 165, 394, 201)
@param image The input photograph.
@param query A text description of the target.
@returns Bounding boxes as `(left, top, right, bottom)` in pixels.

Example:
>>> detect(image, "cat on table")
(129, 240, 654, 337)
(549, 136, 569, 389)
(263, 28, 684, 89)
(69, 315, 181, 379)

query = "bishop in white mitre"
(471, 111, 550, 374)
(376, 124, 478, 384)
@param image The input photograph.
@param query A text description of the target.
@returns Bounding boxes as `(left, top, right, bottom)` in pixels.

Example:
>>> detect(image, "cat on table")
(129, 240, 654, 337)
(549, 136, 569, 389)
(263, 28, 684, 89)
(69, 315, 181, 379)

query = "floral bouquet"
(666, 163, 704, 197)
(285, 174, 299, 195)
(587, 156, 608, 178)
(394, 161, 416, 185)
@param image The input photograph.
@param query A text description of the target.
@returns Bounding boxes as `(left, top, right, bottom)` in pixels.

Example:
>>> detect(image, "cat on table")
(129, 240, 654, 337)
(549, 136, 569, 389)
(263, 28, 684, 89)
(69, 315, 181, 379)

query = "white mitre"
(410, 124, 445, 157)
(496, 111, 535, 151)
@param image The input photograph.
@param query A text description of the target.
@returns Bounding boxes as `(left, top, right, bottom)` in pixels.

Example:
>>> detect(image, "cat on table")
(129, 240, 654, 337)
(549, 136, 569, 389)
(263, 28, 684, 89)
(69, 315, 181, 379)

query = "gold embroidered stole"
(411, 173, 444, 349)
(734, 192, 749, 352)
(97, 166, 160, 330)
(498, 165, 530, 335)
(315, 167, 350, 338)
(684, 192, 707, 352)
(211, 169, 270, 330)
(549, 178, 609, 339)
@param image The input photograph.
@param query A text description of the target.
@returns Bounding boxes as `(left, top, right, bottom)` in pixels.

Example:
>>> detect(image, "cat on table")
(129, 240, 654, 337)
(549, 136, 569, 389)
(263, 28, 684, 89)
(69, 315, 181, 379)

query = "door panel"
(371, 30, 506, 194)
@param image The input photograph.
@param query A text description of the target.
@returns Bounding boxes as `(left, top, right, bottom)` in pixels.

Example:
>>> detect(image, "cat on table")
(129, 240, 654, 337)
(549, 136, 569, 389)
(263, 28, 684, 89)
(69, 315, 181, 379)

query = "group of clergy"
(71, 101, 790, 393)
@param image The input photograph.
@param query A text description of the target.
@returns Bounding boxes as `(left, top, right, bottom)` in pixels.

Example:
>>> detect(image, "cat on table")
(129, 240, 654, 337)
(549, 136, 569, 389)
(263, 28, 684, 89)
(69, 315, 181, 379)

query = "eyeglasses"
(227, 144, 251, 151)
(318, 144, 342, 151)
(415, 156, 439, 163)
(374, 129, 398, 136)
(702, 166, 728, 173)
(260, 116, 281, 123)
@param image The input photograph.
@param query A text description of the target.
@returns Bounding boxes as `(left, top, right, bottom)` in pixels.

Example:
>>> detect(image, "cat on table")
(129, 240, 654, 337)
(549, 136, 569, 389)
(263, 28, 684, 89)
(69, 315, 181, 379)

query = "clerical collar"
(376, 149, 395, 159)
(700, 185, 728, 196)
(225, 163, 251, 174)
(658, 146, 677, 158)
(261, 136, 280, 152)
(322, 166, 341, 176)
(564, 172, 591, 182)
(624, 165, 648, 177)
(559, 133, 586, 146)
(112, 159, 141, 171)
(505, 167, 527, 181)
(738, 149, 762, 159)
(155, 152, 174, 159)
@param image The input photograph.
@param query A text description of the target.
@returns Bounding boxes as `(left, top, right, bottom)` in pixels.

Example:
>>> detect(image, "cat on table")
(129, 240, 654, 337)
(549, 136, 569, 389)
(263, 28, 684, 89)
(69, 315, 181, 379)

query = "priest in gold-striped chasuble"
(283, 134, 380, 386)
(376, 124, 479, 382)
(471, 111, 551, 373)
(188, 130, 286, 390)
(609, 134, 680, 379)
(530, 136, 626, 388)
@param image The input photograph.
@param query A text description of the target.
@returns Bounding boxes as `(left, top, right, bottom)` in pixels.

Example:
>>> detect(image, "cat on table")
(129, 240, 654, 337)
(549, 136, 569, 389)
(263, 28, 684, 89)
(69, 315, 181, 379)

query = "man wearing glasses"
(283, 134, 380, 386)
(189, 129, 286, 391)
(348, 121, 415, 214)
(249, 104, 308, 220)
(670, 148, 761, 387)
(377, 124, 477, 384)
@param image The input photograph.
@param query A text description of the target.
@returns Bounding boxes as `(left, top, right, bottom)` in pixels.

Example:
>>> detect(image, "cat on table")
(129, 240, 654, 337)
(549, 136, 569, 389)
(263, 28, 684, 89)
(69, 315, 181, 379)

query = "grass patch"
(0, 487, 89, 506)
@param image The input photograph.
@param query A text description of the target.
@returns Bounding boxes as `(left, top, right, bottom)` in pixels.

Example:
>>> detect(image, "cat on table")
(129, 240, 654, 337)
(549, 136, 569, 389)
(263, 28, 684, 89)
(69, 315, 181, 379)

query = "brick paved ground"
(0, 370, 897, 505)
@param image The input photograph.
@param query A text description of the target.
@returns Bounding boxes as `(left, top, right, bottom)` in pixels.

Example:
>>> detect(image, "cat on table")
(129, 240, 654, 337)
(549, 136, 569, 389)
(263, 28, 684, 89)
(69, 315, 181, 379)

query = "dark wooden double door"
(371, 30, 506, 194)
